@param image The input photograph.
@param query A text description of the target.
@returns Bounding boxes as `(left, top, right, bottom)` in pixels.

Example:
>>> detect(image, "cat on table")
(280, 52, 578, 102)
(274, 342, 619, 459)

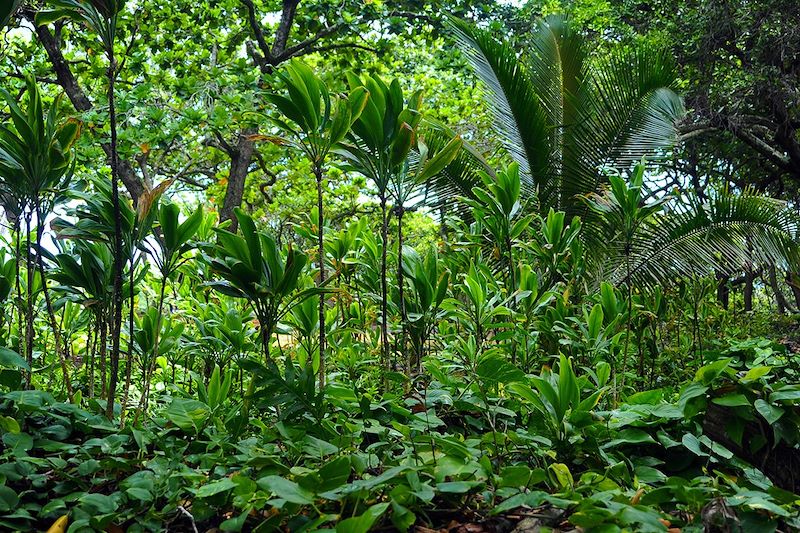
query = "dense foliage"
(1, 1, 800, 532)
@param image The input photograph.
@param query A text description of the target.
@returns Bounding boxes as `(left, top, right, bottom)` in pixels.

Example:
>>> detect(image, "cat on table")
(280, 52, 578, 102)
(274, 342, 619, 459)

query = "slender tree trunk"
(716, 273, 729, 309)
(100, 314, 108, 398)
(396, 208, 408, 375)
(261, 321, 272, 363)
(107, 52, 124, 420)
(88, 316, 97, 398)
(619, 258, 632, 402)
(768, 266, 790, 314)
(24, 215, 34, 389)
(34, 203, 73, 399)
(744, 269, 754, 312)
(120, 256, 136, 427)
(315, 165, 326, 389)
(507, 235, 517, 365)
(13, 222, 22, 357)
(379, 195, 390, 374)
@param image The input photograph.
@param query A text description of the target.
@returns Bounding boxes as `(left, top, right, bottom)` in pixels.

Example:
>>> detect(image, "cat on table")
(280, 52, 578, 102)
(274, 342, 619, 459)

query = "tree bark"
(219, 129, 257, 231)
(106, 51, 124, 420)
(704, 402, 800, 493)
(768, 266, 790, 314)
(380, 196, 390, 374)
(716, 274, 729, 309)
(315, 165, 326, 389)
(30, 20, 145, 201)
(744, 269, 754, 312)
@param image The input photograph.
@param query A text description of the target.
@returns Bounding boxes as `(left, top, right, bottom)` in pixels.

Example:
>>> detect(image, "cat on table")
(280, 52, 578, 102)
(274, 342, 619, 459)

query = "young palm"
(0, 76, 80, 395)
(37, 0, 128, 418)
(266, 60, 367, 388)
(337, 74, 429, 372)
(586, 164, 799, 395)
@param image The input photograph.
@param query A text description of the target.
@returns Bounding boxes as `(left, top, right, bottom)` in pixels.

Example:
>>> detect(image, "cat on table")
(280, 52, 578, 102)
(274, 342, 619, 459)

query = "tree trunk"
(219, 129, 257, 231)
(107, 52, 124, 420)
(716, 274, 729, 309)
(120, 255, 137, 427)
(380, 196, 390, 373)
(704, 402, 800, 493)
(99, 314, 108, 398)
(24, 216, 34, 389)
(31, 21, 145, 200)
(768, 266, 790, 314)
(315, 165, 326, 389)
(396, 208, 408, 375)
(744, 269, 754, 312)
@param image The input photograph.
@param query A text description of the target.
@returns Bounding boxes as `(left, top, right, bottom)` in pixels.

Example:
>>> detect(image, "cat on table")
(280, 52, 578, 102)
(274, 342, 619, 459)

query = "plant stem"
(380, 194, 390, 376)
(314, 163, 326, 390)
(107, 51, 123, 420)
(34, 202, 73, 400)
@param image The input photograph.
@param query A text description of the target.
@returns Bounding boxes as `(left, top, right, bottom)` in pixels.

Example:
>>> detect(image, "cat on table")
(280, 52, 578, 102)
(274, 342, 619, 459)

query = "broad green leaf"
(194, 478, 238, 498)
(336, 502, 390, 533)
(695, 358, 732, 385)
(0, 347, 29, 370)
(257, 475, 314, 505)
(754, 399, 784, 424)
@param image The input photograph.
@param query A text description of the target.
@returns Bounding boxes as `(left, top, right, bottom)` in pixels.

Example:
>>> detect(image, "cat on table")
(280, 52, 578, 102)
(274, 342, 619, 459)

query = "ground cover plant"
(1, 1, 800, 532)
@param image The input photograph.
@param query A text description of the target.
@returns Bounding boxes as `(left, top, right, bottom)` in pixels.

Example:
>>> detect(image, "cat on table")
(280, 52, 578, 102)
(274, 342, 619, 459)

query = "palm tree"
(265, 60, 367, 388)
(449, 15, 684, 219)
(0, 76, 80, 395)
(585, 164, 798, 395)
(38, 0, 128, 418)
(586, 173, 799, 290)
(337, 74, 423, 372)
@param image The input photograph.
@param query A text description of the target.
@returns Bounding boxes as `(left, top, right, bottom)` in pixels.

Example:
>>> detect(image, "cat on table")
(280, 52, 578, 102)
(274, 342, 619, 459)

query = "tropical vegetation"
(1, 1, 800, 532)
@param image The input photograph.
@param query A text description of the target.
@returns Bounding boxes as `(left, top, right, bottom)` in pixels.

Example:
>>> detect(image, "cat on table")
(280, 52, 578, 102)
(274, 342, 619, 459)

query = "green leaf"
(476, 354, 524, 384)
(695, 358, 732, 385)
(220, 510, 250, 532)
(194, 478, 238, 498)
(770, 386, 800, 402)
(681, 433, 708, 457)
(79, 493, 118, 515)
(740, 366, 772, 383)
(549, 463, 573, 490)
(390, 501, 415, 532)
(164, 398, 210, 433)
(712, 393, 751, 407)
(0, 486, 18, 513)
(0, 347, 29, 370)
(0, 415, 19, 433)
(257, 475, 314, 505)
(436, 481, 482, 493)
(336, 502, 390, 533)
(602, 429, 656, 449)
(754, 399, 784, 425)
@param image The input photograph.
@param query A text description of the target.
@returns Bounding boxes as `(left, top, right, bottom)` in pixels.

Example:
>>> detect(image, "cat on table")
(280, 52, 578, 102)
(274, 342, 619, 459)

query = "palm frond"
(449, 17, 551, 191)
(585, 45, 684, 170)
(598, 190, 798, 288)
(526, 15, 593, 214)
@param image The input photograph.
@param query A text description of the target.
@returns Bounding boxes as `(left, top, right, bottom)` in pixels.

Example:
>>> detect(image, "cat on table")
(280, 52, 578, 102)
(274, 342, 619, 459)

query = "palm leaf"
(597, 189, 798, 288)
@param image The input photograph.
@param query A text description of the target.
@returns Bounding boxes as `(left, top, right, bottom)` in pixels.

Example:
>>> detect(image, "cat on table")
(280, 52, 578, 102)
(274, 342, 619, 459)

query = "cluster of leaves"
(2, 348, 799, 532)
